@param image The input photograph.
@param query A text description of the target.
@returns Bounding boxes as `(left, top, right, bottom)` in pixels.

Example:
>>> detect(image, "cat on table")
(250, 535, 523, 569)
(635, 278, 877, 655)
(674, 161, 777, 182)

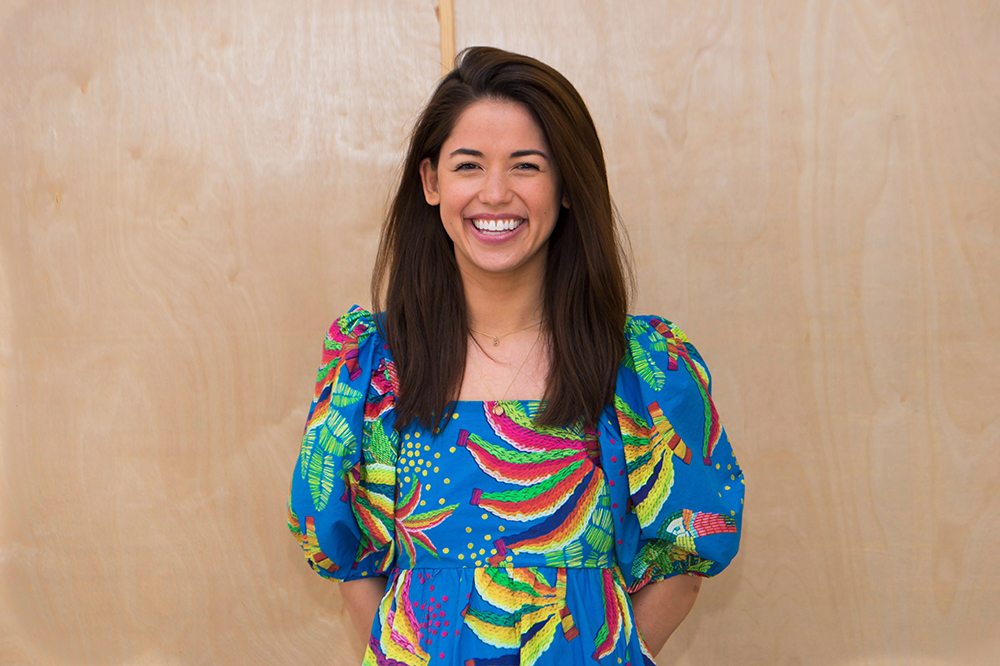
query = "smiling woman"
(286, 47, 744, 666)
(372, 47, 632, 429)
(419, 99, 566, 299)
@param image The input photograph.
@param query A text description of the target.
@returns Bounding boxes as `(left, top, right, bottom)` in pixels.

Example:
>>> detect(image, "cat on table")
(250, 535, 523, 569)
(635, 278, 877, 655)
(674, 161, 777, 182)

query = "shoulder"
(322, 305, 394, 352)
(622, 313, 711, 385)
(319, 305, 392, 382)
(625, 314, 698, 351)
(617, 313, 720, 464)
(324, 305, 379, 344)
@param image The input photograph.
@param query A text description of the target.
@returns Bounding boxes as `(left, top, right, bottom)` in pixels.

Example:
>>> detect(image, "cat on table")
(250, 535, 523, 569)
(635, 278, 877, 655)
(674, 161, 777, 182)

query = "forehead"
(443, 99, 549, 152)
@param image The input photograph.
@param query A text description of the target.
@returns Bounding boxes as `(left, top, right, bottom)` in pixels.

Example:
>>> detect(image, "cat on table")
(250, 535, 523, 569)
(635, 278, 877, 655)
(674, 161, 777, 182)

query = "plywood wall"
(1, 1, 997, 664)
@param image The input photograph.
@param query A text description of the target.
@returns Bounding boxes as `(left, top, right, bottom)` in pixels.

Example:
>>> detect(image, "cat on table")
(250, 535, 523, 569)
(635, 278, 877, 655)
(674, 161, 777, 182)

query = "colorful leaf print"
(648, 317, 721, 464)
(542, 491, 614, 568)
(490, 470, 604, 556)
(365, 571, 430, 666)
(298, 310, 374, 511)
(363, 416, 399, 468)
(464, 436, 590, 520)
(463, 568, 577, 666)
(286, 503, 339, 577)
(395, 480, 458, 563)
(615, 394, 676, 529)
(623, 317, 665, 391)
(301, 407, 356, 510)
(592, 568, 633, 661)
(630, 539, 715, 586)
(318, 308, 372, 388)
(657, 508, 738, 552)
(355, 370, 398, 567)
(458, 403, 608, 560)
(288, 306, 743, 666)
(366, 357, 397, 421)
(581, 491, 615, 554)
(329, 382, 364, 407)
(485, 401, 591, 449)
(629, 509, 738, 587)
(345, 459, 396, 569)
(646, 401, 693, 465)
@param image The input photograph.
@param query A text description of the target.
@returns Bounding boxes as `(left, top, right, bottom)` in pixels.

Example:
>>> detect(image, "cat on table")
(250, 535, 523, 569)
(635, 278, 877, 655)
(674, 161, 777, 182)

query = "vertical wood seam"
(439, 0, 455, 76)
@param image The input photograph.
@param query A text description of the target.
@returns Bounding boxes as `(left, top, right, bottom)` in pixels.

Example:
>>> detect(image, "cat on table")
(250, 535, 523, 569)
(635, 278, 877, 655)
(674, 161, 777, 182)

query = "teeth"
(472, 218, 523, 232)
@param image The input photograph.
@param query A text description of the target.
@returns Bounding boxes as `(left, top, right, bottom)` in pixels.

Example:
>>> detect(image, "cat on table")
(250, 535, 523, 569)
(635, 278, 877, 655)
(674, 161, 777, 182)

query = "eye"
(513, 162, 542, 171)
(454, 162, 480, 172)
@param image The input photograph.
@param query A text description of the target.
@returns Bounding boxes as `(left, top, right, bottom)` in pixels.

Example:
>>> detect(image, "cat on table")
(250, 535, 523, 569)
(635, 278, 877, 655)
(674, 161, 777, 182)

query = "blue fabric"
(287, 307, 744, 665)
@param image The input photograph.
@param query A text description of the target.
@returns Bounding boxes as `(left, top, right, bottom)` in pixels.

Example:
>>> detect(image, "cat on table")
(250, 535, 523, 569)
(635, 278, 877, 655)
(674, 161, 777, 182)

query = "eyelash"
(453, 162, 541, 172)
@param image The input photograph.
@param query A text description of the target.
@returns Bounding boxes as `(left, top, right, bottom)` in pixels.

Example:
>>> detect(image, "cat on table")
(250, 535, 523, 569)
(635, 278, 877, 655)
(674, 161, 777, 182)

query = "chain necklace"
(467, 326, 543, 415)
(469, 320, 543, 347)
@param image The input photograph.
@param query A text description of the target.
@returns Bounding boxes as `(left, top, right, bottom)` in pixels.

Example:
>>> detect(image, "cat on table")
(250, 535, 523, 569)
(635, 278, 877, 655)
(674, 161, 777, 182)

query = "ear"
(419, 158, 441, 206)
(561, 191, 571, 209)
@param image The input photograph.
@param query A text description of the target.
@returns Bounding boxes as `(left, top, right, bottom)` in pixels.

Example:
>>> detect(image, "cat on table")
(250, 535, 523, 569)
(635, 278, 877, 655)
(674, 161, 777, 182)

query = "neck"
(460, 263, 545, 335)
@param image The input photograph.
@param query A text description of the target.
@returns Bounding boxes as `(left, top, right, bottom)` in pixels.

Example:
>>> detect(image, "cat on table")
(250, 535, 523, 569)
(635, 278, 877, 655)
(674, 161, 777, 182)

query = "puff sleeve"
(286, 306, 399, 581)
(611, 315, 743, 592)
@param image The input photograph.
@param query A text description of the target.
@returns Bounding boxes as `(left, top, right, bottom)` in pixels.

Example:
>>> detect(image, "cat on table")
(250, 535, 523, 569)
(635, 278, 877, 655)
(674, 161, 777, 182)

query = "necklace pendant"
(492, 337, 500, 346)
(493, 403, 504, 415)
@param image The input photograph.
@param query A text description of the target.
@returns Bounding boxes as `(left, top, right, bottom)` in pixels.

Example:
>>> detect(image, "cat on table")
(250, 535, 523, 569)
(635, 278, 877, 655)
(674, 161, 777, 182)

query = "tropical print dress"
(287, 307, 744, 666)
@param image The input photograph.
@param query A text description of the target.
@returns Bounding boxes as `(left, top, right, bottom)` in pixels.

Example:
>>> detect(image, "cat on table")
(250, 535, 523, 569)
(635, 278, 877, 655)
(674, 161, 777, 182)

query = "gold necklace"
(468, 327, 542, 415)
(469, 320, 542, 347)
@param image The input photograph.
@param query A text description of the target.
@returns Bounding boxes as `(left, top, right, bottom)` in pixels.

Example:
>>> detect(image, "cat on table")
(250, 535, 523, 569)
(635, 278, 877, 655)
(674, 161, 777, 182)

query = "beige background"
(2, 1, 998, 664)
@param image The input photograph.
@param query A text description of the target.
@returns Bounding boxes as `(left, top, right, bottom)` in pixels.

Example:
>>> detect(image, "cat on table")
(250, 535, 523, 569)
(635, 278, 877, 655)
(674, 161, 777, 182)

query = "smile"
(470, 218, 525, 233)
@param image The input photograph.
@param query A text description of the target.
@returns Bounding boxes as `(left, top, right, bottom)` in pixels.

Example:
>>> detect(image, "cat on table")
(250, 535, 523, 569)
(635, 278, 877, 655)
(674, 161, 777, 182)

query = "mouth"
(469, 217, 526, 234)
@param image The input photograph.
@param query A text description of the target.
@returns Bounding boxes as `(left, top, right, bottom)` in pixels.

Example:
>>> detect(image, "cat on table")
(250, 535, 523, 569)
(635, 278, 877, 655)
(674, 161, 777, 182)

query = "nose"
(479, 169, 513, 206)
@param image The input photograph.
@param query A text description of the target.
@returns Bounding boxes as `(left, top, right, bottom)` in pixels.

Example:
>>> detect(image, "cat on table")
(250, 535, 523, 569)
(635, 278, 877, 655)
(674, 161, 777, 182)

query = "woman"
(287, 47, 743, 665)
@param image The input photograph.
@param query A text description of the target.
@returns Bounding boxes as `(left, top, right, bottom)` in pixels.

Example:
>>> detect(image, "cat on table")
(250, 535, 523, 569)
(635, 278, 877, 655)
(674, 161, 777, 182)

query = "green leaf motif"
(545, 538, 606, 568)
(408, 505, 461, 526)
(628, 336, 665, 391)
(583, 492, 614, 554)
(363, 419, 398, 466)
(502, 401, 587, 440)
(329, 382, 363, 407)
(301, 409, 357, 510)
(613, 394, 646, 427)
(545, 539, 580, 567)
(307, 444, 338, 511)
(625, 316, 648, 339)
(299, 431, 313, 481)
(478, 461, 583, 508)
(317, 409, 357, 457)
(647, 330, 670, 353)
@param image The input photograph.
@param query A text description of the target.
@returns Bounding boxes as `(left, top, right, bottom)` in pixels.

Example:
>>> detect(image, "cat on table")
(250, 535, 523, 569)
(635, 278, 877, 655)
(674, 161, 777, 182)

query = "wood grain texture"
(0, 1, 441, 663)
(439, 0, 456, 75)
(1, 1, 998, 664)
(455, 1, 1000, 664)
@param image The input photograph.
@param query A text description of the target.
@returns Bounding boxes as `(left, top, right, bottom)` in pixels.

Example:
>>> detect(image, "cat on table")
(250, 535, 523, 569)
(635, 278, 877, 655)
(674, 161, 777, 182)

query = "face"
(420, 99, 568, 283)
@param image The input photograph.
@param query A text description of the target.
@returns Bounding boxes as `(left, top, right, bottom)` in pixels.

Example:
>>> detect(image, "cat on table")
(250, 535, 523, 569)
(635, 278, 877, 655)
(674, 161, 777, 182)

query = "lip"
(465, 216, 527, 245)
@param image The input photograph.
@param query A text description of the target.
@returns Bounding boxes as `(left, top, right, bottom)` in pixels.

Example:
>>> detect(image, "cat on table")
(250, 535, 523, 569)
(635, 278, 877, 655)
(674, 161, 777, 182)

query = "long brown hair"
(372, 46, 633, 431)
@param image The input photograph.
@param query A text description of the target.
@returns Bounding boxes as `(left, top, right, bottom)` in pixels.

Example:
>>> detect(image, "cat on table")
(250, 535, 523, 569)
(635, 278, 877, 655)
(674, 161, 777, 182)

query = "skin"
(630, 574, 702, 654)
(421, 99, 566, 400)
(340, 577, 388, 644)
(342, 99, 701, 656)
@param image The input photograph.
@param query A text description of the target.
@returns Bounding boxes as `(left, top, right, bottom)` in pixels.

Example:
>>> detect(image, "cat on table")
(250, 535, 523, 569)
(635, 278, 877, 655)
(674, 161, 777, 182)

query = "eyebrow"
(449, 148, 550, 160)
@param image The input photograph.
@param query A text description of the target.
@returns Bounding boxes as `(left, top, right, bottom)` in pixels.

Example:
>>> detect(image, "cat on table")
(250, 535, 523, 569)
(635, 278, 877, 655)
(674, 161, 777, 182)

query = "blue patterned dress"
(287, 307, 743, 666)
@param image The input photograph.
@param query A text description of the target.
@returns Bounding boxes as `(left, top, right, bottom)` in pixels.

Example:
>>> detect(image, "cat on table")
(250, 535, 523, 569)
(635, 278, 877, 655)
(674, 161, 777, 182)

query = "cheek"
(439, 182, 474, 216)
(531, 178, 562, 209)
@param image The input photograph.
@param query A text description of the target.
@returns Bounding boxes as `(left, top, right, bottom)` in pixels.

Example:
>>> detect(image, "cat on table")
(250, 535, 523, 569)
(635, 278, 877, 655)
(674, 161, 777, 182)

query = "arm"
(340, 577, 388, 642)
(629, 574, 701, 655)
